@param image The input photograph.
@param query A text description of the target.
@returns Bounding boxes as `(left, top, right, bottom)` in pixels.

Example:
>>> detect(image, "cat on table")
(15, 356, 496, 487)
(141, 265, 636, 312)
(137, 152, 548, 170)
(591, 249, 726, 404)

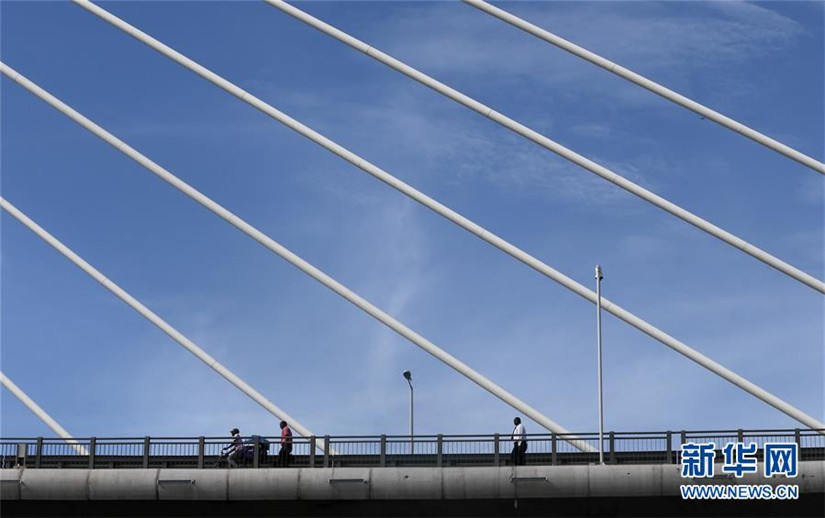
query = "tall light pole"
(402, 370, 414, 454)
(595, 265, 605, 465)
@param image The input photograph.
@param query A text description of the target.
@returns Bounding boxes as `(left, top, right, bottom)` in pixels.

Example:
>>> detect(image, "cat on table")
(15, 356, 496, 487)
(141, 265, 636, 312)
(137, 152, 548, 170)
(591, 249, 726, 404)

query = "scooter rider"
(221, 428, 244, 467)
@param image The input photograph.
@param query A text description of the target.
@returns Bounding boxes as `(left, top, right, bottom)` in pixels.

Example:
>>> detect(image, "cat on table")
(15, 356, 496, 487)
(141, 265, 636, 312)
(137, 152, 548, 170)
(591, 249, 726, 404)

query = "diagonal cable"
(0, 65, 592, 450)
(52, 1, 824, 429)
(0, 371, 88, 455)
(462, 0, 825, 176)
(0, 197, 323, 449)
(257, 0, 823, 294)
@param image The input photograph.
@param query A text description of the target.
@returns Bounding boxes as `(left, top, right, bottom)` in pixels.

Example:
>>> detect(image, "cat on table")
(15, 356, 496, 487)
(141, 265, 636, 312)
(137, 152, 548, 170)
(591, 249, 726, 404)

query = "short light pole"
(595, 265, 605, 465)
(403, 370, 414, 455)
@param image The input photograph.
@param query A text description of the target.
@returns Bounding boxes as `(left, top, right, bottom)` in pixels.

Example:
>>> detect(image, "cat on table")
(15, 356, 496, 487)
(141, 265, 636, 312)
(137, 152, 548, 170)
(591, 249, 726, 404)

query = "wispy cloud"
(238, 2, 799, 211)
(371, 1, 805, 102)
(572, 122, 612, 139)
(250, 82, 668, 209)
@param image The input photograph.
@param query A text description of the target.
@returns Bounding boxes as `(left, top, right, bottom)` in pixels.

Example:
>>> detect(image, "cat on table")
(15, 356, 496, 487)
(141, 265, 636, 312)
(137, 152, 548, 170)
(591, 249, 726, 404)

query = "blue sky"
(1, 1, 822, 441)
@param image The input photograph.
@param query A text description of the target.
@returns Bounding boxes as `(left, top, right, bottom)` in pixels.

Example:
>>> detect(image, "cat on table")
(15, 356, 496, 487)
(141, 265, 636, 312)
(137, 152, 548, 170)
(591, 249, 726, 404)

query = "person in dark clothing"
(278, 420, 293, 467)
(510, 417, 527, 466)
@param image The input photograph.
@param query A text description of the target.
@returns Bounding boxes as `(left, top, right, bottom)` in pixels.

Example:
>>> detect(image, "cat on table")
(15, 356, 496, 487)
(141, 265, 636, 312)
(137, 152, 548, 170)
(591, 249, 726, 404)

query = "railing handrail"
(3, 428, 822, 471)
(2, 428, 825, 444)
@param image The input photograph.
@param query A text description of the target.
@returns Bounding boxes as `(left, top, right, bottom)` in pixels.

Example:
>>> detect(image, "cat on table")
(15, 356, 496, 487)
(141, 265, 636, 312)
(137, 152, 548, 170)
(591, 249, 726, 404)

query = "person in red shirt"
(278, 420, 293, 467)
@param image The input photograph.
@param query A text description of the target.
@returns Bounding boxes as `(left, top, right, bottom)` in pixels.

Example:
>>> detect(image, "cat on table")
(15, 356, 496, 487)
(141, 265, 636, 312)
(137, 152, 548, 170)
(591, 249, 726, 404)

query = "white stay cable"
(0, 198, 323, 450)
(14, 2, 825, 430)
(0, 66, 592, 451)
(257, 0, 823, 294)
(462, 0, 825, 176)
(0, 371, 89, 455)
(1, 84, 820, 442)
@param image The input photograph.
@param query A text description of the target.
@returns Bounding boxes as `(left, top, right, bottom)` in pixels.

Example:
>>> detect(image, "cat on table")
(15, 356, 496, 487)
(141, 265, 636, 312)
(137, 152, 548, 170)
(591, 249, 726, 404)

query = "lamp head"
(402, 370, 412, 381)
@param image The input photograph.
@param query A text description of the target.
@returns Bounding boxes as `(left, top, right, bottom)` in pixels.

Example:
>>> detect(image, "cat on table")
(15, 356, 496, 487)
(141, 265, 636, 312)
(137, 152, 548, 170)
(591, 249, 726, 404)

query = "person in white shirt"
(510, 417, 527, 465)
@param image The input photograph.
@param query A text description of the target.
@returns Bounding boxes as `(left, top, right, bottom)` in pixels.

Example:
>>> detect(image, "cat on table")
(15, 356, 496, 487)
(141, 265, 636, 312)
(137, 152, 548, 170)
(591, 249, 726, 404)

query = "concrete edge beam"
(1, 462, 821, 501)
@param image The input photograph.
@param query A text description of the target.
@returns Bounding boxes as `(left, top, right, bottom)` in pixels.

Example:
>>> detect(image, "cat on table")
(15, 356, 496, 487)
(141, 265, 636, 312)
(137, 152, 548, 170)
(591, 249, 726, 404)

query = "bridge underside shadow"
(3, 495, 825, 517)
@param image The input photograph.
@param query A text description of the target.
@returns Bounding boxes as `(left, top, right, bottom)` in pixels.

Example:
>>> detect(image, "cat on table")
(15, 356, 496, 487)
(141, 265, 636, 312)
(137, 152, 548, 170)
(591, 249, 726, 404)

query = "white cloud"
(370, 1, 805, 103)
(572, 122, 612, 139)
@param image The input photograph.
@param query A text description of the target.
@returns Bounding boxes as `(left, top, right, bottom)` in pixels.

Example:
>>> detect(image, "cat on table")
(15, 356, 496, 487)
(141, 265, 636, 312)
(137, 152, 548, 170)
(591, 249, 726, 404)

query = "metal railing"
(1, 429, 822, 469)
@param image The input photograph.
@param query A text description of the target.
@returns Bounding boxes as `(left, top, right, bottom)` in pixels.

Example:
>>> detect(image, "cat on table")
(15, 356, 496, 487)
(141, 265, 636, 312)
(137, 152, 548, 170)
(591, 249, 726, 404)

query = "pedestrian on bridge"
(511, 417, 527, 466)
(278, 421, 293, 467)
(221, 428, 244, 468)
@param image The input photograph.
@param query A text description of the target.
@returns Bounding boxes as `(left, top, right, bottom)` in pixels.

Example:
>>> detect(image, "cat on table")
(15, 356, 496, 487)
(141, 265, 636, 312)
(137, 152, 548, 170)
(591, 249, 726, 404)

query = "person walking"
(511, 417, 527, 466)
(278, 420, 293, 467)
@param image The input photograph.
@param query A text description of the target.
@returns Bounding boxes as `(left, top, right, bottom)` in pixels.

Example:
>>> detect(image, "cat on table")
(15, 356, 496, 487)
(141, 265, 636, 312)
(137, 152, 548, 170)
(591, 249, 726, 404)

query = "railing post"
(35, 437, 43, 469)
(437, 434, 443, 467)
(608, 432, 616, 465)
(253, 436, 260, 469)
(666, 431, 673, 464)
(323, 435, 330, 468)
(794, 428, 801, 448)
(197, 436, 205, 469)
(143, 437, 150, 469)
(309, 436, 316, 468)
(88, 437, 96, 469)
(551, 432, 557, 466)
(15, 443, 27, 468)
(680, 430, 686, 448)
(737, 428, 744, 443)
(379, 435, 386, 467)
(493, 433, 500, 466)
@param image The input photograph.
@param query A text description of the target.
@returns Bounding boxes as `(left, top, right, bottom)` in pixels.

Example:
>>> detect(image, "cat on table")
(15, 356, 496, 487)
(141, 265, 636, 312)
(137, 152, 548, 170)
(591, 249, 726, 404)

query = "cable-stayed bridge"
(1, 1, 823, 516)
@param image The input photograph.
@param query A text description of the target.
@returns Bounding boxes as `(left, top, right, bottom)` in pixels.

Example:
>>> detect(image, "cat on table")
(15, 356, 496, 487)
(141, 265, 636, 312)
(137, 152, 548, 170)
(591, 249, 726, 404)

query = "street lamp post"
(402, 370, 414, 455)
(595, 265, 605, 465)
